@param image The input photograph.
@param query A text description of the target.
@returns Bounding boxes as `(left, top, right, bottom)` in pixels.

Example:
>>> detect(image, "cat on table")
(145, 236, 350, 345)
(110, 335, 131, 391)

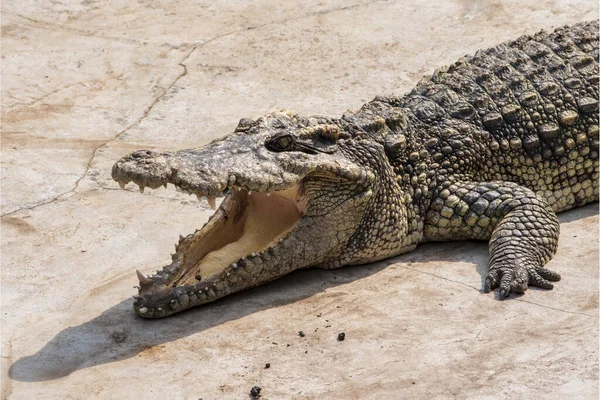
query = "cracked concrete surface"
(2, 0, 598, 398)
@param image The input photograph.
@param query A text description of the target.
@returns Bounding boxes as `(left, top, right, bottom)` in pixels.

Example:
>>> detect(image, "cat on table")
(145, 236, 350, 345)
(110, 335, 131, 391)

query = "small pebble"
(298, 331, 305, 337)
(337, 332, 345, 341)
(250, 386, 261, 398)
(264, 363, 270, 369)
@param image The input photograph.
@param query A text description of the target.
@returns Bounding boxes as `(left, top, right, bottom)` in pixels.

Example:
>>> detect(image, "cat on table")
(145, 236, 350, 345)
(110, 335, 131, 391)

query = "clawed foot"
(484, 263, 561, 298)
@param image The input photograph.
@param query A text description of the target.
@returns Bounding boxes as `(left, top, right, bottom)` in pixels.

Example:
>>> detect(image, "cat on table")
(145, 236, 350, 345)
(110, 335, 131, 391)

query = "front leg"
(424, 181, 561, 298)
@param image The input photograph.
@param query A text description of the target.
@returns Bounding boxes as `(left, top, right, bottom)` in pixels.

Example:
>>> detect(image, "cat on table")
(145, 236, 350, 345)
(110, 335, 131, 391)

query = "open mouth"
(167, 185, 303, 287)
(113, 163, 307, 317)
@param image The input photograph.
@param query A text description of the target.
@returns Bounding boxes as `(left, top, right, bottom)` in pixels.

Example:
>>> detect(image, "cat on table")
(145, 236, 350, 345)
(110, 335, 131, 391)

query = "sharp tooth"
(119, 181, 126, 189)
(207, 196, 216, 210)
(163, 183, 167, 189)
(196, 194, 202, 201)
(157, 307, 163, 312)
(139, 307, 148, 314)
(139, 185, 145, 193)
(136, 269, 152, 285)
(248, 191, 252, 195)
(266, 192, 271, 196)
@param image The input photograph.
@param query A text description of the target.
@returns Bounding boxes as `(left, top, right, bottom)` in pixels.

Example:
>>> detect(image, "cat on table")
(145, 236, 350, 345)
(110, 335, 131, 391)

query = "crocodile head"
(113, 110, 410, 318)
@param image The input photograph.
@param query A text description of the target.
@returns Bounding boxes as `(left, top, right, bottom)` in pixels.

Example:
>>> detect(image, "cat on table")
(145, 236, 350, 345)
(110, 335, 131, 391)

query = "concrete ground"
(2, 0, 598, 398)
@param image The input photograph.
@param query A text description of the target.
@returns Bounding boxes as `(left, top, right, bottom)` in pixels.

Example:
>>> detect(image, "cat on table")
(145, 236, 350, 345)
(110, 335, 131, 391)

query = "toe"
(511, 267, 529, 293)
(529, 270, 554, 289)
(484, 269, 500, 292)
(498, 268, 515, 299)
(537, 267, 561, 282)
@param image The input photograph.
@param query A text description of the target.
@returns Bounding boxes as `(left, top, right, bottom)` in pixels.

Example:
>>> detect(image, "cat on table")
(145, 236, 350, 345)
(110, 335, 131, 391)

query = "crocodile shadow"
(9, 203, 597, 382)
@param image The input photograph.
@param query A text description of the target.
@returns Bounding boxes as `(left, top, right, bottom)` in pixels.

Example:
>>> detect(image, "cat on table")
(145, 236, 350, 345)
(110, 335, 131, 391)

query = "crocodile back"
(398, 20, 599, 213)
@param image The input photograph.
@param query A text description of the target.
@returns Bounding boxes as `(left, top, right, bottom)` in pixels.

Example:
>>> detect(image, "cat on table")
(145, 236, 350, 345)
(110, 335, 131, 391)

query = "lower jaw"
(133, 280, 233, 318)
(133, 186, 303, 318)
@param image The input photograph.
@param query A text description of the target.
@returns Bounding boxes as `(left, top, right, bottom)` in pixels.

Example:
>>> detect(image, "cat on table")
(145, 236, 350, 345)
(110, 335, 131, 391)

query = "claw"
(119, 181, 126, 189)
(484, 278, 492, 293)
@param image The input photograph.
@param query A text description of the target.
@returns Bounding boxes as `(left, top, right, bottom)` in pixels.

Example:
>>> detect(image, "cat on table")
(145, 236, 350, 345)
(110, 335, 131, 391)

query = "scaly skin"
(113, 21, 599, 318)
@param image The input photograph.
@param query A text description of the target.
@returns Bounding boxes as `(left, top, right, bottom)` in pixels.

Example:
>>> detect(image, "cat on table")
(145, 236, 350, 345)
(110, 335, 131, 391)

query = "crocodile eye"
(266, 134, 294, 152)
(277, 136, 291, 148)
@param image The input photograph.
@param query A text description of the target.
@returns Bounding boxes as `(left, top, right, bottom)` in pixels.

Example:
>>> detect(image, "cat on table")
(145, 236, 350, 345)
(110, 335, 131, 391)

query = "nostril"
(133, 295, 146, 308)
(131, 150, 154, 159)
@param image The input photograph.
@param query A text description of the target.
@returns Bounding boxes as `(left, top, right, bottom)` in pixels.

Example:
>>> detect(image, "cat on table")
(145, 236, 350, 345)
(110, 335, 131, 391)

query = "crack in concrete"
(240, 0, 392, 32)
(475, 326, 488, 341)
(437, 338, 468, 346)
(4, 12, 141, 45)
(400, 266, 595, 317)
(398, 265, 482, 291)
(1, 45, 196, 218)
(513, 298, 594, 317)
(6, 83, 82, 109)
(6, 0, 390, 50)
(2, 0, 392, 218)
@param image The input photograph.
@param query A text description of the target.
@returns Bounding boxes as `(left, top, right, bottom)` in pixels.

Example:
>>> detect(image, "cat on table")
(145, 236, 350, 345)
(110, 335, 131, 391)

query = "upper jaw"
(111, 132, 369, 199)
(111, 136, 302, 198)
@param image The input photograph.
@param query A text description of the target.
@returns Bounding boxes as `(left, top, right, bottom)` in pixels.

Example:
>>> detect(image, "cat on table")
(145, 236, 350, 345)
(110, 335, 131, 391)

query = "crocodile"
(112, 21, 599, 318)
